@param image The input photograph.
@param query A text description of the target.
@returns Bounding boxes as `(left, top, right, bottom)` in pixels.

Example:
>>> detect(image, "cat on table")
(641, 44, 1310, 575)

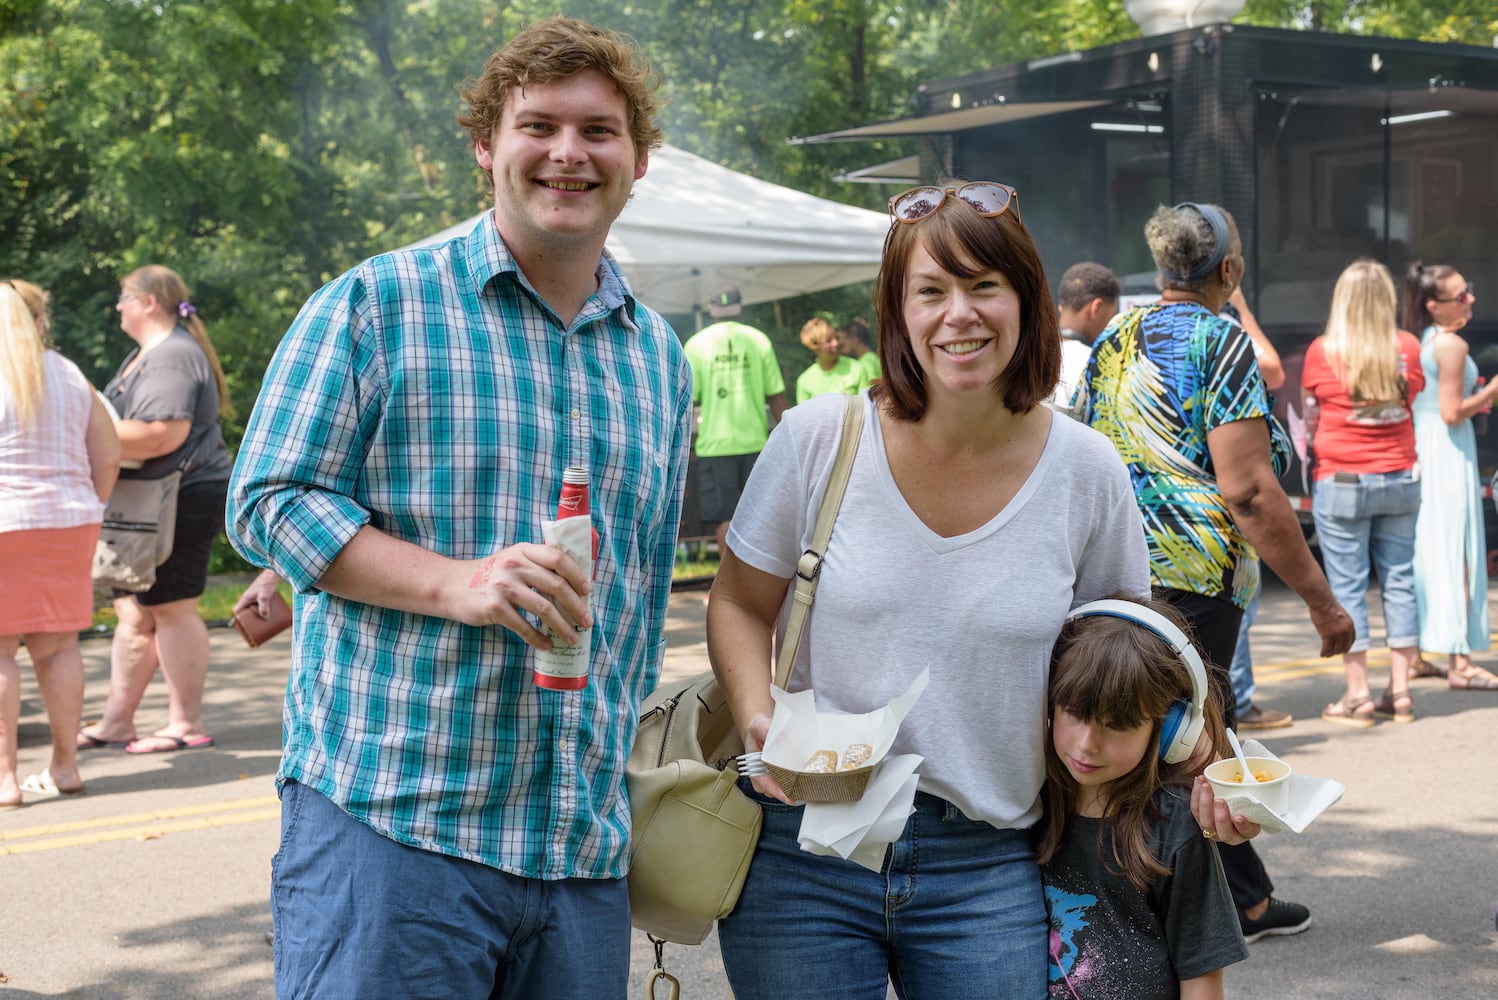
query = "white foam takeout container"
(1205, 754, 1292, 814)
(1208, 739, 1344, 834)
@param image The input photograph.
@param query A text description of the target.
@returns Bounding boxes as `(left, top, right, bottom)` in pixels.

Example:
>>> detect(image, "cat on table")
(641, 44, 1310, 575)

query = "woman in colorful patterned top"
(1077, 201, 1353, 944)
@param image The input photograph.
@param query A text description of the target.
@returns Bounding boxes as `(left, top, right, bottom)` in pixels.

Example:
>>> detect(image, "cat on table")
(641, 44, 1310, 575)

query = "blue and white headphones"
(1064, 599, 1209, 765)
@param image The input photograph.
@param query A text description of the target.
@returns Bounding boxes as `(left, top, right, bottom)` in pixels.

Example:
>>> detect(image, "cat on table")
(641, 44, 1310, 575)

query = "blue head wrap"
(1160, 202, 1231, 283)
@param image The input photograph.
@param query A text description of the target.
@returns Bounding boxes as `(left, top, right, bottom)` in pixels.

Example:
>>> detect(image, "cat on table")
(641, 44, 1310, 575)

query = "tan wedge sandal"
(1448, 664, 1498, 691)
(1321, 694, 1375, 729)
(1372, 689, 1414, 723)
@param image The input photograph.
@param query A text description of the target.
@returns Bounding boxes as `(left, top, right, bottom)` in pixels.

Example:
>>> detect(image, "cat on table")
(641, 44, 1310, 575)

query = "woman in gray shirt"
(77, 265, 231, 756)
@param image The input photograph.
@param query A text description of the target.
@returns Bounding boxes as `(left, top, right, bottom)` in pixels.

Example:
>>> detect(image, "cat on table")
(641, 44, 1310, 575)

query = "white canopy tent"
(412, 144, 892, 314)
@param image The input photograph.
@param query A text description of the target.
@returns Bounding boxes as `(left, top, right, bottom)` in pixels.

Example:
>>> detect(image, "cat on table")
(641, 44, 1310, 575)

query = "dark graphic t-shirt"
(1041, 788, 1248, 999)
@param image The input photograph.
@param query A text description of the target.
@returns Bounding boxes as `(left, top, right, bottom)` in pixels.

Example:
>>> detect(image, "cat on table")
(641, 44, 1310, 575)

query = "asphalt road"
(3, 580, 1496, 998)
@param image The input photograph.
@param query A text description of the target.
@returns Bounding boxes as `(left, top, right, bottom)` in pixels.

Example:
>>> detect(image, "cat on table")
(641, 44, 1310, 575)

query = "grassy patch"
(91, 579, 291, 630)
(91, 560, 718, 630)
(672, 558, 720, 580)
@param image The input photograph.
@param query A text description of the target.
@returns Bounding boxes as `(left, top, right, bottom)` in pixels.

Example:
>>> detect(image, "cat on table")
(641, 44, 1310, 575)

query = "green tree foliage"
(1, 0, 501, 400)
(5, 1, 338, 396)
(4, 0, 1492, 558)
(1, 0, 503, 570)
(1240, 1, 1496, 42)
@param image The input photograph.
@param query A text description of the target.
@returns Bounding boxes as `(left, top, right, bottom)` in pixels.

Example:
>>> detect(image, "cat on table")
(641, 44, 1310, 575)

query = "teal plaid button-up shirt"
(228, 214, 692, 879)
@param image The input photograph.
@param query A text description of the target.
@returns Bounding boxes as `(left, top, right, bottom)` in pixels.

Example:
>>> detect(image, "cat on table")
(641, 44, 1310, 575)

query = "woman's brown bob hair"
(870, 200, 1059, 421)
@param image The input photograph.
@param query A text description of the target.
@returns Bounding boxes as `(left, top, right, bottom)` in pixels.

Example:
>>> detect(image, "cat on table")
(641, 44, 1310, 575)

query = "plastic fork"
(738, 751, 769, 777)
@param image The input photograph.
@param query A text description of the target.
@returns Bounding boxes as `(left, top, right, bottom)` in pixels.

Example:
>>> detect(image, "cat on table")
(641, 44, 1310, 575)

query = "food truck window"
(955, 103, 1170, 293)
(1253, 87, 1498, 334)
(1253, 85, 1498, 486)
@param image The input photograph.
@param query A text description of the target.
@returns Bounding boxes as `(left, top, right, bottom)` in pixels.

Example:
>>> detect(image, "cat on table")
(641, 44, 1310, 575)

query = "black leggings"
(1155, 587, 1275, 911)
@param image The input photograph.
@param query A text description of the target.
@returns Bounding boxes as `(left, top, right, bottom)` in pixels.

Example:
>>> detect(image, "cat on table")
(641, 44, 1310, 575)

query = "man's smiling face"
(475, 68, 648, 257)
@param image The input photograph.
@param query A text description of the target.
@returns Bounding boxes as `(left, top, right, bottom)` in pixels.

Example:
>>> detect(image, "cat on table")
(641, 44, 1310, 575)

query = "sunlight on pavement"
(1251, 631, 1498, 684)
(0, 795, 279, 856)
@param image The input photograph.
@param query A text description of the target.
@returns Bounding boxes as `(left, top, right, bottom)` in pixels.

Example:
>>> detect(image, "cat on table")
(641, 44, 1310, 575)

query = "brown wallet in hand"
(231, 592, 293, 648)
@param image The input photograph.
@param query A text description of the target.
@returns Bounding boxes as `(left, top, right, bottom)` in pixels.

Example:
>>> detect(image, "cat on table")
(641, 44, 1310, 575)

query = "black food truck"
(794, 15, 1498, 545)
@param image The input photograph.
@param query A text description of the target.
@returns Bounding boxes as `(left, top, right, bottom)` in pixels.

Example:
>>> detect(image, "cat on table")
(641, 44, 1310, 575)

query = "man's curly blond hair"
(800, 316, 837, 352)
(457, 16, 663, 170)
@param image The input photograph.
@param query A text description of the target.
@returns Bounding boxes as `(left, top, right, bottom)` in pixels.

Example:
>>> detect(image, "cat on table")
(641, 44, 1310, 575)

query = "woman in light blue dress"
(1405, 261, 1498, 690)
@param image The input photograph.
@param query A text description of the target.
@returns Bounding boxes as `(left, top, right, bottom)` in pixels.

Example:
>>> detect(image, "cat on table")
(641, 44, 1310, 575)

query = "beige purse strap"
(773, 393, 864, 690)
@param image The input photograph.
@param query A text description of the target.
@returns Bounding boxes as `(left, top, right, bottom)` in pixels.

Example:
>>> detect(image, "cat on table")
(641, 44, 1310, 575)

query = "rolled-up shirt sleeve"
(228, 271, 382, 592)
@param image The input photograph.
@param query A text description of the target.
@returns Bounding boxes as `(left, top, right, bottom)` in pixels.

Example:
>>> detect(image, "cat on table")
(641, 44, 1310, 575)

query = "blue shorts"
(272, 781, 630, 1000)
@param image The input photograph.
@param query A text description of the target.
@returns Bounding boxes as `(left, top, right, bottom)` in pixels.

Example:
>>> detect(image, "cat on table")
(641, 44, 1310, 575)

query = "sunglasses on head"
(888, 182, 1020, 225)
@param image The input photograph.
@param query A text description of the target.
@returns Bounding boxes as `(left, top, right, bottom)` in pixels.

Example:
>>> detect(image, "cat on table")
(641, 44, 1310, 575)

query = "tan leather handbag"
(626, 393, 864, 946)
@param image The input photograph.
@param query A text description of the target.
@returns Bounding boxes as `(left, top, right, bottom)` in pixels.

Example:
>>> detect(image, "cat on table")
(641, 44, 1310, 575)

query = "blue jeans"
(1311, 471, 1421, 652)
(718, 786, 1047, 1000)
(272, 782, 629, 1000)
(1229, 585, 1260, 717)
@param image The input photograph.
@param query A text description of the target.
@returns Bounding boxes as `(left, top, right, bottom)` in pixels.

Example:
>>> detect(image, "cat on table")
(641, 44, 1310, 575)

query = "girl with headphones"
(1037, 596, 1247, 1000)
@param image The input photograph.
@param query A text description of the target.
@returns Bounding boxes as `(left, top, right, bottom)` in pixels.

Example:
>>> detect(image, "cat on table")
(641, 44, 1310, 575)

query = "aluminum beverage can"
(535, 466, 594, 690)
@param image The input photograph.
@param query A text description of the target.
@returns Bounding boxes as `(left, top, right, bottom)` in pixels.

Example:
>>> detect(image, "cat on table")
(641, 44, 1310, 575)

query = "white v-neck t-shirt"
(727, 391, 1148, 828)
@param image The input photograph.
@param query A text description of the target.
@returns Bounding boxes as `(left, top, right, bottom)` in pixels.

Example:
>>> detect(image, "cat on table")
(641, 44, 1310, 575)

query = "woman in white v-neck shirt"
(708, 183, 1248, 999)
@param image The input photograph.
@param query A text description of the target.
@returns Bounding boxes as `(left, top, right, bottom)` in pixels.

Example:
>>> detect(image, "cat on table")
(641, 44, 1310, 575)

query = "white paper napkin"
(798, 752, 923, 870)
(1217, 739, 1345, 834)
(761, 669, 931, 871)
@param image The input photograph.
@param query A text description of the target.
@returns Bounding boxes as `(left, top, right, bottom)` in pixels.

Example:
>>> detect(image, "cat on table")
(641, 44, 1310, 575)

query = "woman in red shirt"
(1302, 260, 1425, 727)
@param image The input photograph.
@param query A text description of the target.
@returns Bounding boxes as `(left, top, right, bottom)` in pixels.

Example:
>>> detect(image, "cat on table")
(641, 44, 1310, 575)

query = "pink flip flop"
(124, 734, 216, 755)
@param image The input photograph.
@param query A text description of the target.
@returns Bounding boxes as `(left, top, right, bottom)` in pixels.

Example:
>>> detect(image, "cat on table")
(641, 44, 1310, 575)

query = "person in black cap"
(682, 283, 788, 556)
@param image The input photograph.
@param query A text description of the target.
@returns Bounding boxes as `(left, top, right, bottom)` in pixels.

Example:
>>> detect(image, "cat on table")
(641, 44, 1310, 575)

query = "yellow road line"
(0, 795, 280, 855)
(1253, 661, 1347, 682)
(1254, 653, 1371, 681)
(0, 795, 279, 842)
(0, 806, 281, 856)
(1249, 639, 1497, 684)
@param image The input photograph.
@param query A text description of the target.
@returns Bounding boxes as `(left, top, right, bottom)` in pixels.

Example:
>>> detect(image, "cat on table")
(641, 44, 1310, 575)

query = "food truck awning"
(789, 99, 1110, 144)
(1252, 80, 1498, 114)
(832, 154, 922, 185)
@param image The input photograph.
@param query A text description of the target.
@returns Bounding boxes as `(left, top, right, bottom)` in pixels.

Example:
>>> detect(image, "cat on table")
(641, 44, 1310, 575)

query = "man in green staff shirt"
(796, 315, 868, 403)
(840, 315, 881, 382)
(683, 283, 789, 556)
